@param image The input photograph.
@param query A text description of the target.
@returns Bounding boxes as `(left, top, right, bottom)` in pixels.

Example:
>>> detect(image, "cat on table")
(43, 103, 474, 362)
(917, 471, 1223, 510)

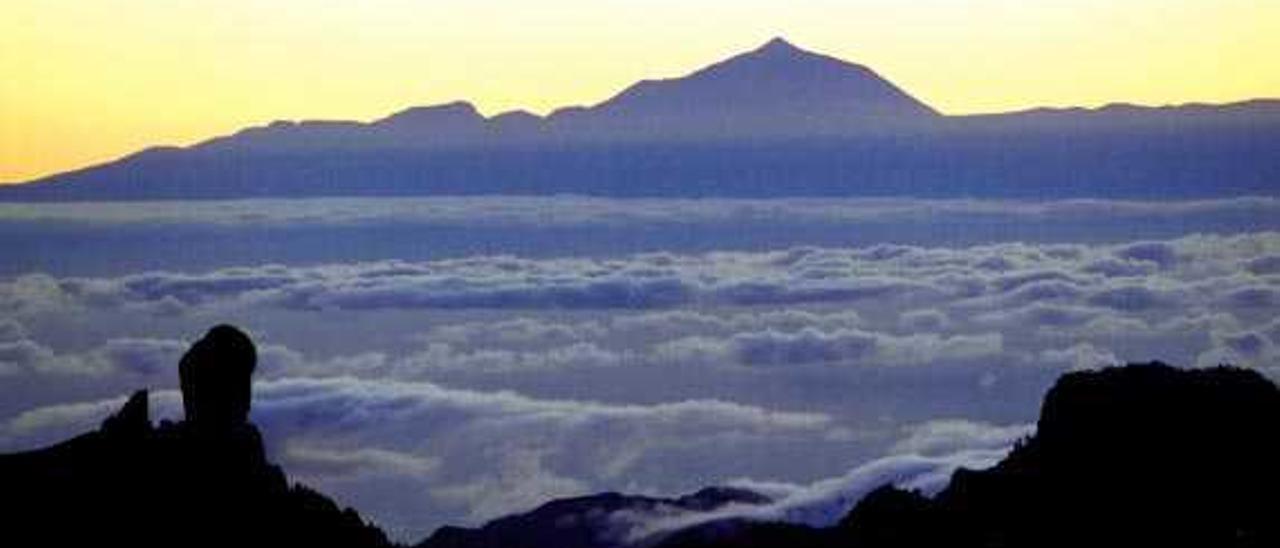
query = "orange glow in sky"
(2, 0, 1278, 183)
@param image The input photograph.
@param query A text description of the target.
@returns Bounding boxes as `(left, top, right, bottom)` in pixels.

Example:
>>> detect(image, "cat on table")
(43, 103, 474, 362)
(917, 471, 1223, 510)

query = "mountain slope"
(401, 363, 1280, 548)
(655, 363, 1280, 548)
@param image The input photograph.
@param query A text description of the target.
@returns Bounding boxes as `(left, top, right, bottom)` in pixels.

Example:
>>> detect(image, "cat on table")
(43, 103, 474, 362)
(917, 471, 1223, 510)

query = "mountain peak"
(755, 36, 803, 55)
(574, 35, 940, 132)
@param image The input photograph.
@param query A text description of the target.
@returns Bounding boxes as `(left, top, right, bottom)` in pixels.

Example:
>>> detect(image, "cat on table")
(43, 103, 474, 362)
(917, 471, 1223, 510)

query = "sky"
(3, 0, 1280, 183)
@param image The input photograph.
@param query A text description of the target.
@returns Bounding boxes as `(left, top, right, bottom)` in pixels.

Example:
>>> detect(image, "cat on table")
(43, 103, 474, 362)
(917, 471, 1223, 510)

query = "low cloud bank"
(2, 196, 1278, 227)
(1, 230, 1276, 538)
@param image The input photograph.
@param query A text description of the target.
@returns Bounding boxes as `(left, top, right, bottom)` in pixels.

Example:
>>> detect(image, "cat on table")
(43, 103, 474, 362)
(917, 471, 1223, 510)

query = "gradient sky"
(3, 0, 1278, 183)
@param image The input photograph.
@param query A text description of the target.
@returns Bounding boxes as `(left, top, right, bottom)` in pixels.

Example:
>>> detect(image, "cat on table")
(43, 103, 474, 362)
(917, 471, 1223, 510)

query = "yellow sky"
(2, 0, 1278, 183)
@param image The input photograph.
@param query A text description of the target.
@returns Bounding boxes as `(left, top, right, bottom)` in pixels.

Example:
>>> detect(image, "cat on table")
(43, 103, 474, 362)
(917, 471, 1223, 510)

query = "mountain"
(0, 326, 392, 548)
(653, 363, 1280, 548)
(415, 487, 771, 548)
(198, 37, 937, 152)
(3, 38, 1279, 201)
(872, 362, 1280, 547)
(403, 363, 1280, 548)
(545, 37, 939, 138)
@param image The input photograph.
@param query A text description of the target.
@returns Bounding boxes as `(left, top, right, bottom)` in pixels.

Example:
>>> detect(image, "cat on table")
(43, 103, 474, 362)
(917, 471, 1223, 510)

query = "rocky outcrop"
(179, 324, 257, 428)
(840, 362, 1280, 548)
(0, 325, 392, 548)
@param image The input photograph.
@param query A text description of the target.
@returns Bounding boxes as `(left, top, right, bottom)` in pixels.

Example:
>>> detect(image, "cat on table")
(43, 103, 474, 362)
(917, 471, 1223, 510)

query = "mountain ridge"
(3, 37, 1279, 199)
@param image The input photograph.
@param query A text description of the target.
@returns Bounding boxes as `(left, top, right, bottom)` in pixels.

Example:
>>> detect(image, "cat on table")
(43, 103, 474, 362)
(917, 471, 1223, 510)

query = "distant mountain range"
(4, 38, 1279, 201)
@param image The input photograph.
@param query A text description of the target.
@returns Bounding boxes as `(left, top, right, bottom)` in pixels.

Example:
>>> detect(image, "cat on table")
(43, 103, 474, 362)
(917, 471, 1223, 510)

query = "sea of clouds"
(1, 197, 1277, 539)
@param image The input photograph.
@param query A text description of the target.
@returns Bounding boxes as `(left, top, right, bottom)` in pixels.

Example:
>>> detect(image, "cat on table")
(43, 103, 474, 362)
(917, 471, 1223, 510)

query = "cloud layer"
(1, 229, 1277, 539)
(0, 376, 845, 538)
(3, 196, 1279, 227)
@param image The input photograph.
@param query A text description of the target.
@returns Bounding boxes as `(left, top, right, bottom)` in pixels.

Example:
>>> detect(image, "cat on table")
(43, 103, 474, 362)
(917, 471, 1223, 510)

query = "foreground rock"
(0, 325, 391, 548)
(661, 363, 1280, 548)
(410, 362, 1280, 548)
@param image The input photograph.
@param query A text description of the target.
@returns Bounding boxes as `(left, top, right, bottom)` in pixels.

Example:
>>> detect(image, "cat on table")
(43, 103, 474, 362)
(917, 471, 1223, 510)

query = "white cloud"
(4, 233, 1274, 324)
(282, 443, 441, 478)
(631, 419, 1028, 540)
(0, 376, 844, 536)
(890, 419, 1034, 456)
(430, 448, 590, 523)
(2, 196, 1277, 228)
(1039, 343, 1123, 371)
(2, 228, 1278, 539)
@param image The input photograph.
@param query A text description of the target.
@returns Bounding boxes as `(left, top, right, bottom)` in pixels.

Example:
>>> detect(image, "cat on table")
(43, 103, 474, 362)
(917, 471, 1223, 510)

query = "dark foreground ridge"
(413, 363, 1280, 548)
(653, 363, 1280, 548)
(2, 324, 1278, 548)
(0, 325, 392, 548)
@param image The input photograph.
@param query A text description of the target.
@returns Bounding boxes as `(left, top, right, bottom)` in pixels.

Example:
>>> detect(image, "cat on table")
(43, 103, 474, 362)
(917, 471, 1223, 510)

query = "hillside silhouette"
(4, 38, 1279, 200)
(652, 363, 1280, 548)
(2, 325, 1278, 548)
(408, 363, 1280, 548)
(417, 487, 772, 548)
(0, 325, 391, 548)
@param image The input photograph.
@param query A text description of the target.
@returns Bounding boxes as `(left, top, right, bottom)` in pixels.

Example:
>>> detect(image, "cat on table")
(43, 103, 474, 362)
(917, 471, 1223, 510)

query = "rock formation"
(179, 324, 257, 428)
(0, 325, 392, 548)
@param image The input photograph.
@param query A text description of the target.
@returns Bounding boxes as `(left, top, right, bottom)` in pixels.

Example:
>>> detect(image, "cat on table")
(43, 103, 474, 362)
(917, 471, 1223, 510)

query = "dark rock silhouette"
(835, 485, 940, 547)
(903, 362, 1280, 548)
(180, 324, 257, 428)
(648, 362, 1280, 548)
(0, 325, 392, 548)
(651, 518, 825, 548)
(405, 362, 1280, 548)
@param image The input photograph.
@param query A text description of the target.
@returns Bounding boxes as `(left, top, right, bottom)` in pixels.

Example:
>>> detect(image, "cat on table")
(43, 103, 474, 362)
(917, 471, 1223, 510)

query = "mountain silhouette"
(0, 325, 392, 548)
(890, 362, 1280, 548)
(545, 37, 939, 138)
(398, 362, 1280, 548)
(648, 363, 1280, 548)
(416, 487, 771, 548)
(4, 38, 1279, 200)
